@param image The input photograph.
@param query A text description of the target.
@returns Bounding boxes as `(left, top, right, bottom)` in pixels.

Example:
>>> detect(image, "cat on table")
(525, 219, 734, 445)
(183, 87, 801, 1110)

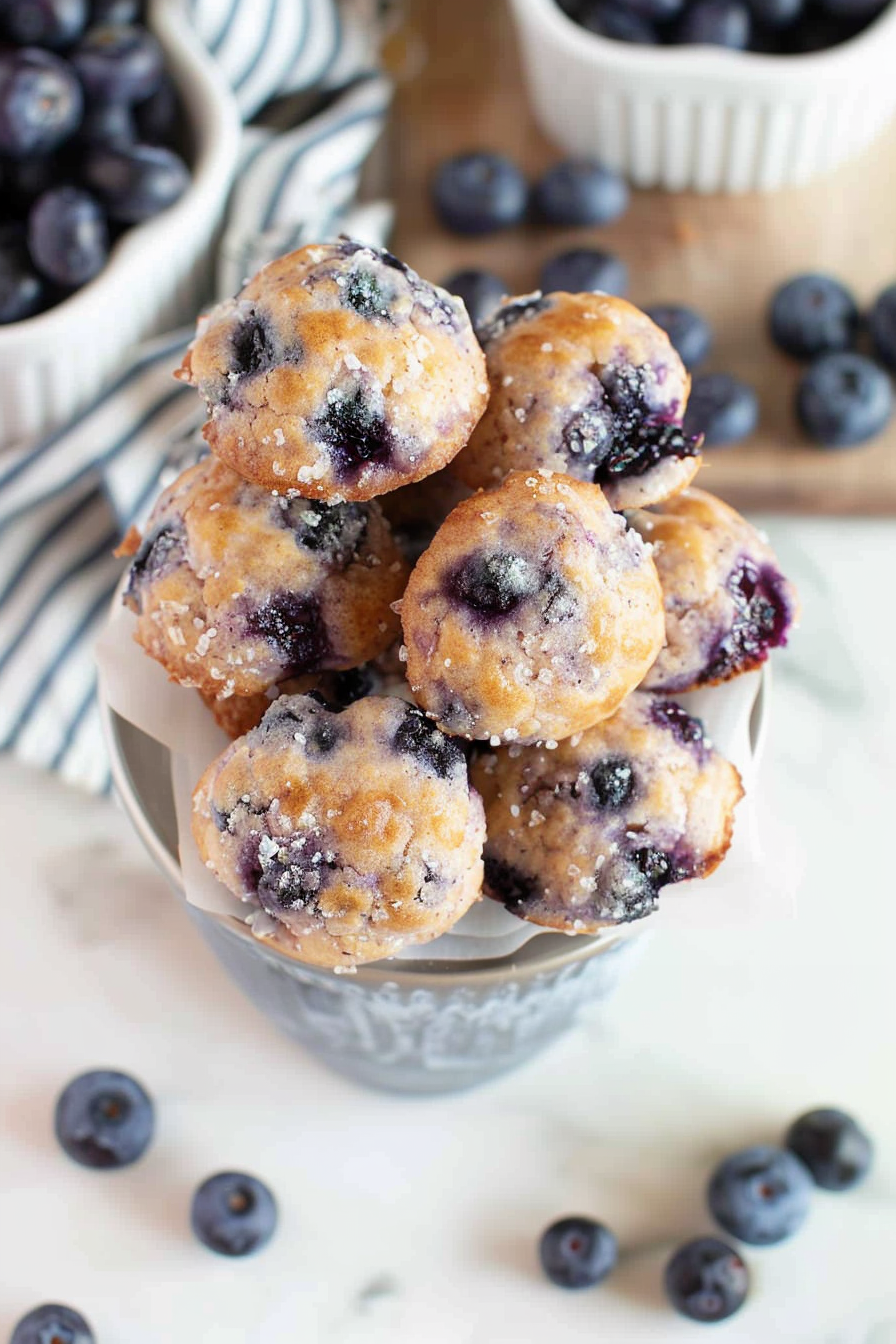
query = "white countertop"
(2, 516, 894, 1344)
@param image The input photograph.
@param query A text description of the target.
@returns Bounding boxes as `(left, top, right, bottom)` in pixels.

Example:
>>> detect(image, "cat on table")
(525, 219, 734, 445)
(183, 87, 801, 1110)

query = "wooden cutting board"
(387, 0, 896, 514)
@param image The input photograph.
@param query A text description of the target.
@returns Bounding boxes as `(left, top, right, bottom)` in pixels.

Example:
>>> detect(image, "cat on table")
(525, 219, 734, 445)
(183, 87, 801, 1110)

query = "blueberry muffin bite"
(121, 456, 408, 700)
(472, 692, 743, 933)
(452, 292, 701, 510)
(192, 695, 487, 968)
(176, 239, 489, 501)
(629, 489, 798, 693)
(400, 470, 664, 744)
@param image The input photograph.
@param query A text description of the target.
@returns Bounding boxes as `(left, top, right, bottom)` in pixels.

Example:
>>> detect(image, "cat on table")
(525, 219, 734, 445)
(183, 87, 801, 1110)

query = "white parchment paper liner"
(97, 597, 798, 966)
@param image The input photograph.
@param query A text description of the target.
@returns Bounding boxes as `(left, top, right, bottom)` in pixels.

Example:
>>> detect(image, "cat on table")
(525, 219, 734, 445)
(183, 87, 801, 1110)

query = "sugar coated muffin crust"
(629, 488, 798, 693)
(121, 456, 408, 699)
(452, 291, 701, 510)
(193, 694, 486, 968)
(472, 691, 743, 933)
(400, 470, 664, 744)
(176, 239, 489, 501)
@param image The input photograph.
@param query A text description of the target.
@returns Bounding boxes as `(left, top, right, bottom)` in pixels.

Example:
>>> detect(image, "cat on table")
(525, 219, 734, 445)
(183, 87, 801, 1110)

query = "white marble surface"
(1, 516, 895, 1344)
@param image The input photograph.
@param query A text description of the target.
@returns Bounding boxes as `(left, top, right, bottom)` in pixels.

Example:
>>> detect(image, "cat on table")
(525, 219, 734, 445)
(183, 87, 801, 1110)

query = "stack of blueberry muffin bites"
(120, 239, 797, 969)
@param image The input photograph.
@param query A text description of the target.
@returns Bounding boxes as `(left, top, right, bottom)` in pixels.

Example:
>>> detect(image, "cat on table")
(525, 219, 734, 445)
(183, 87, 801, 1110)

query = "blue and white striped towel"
(0, 0, 392, 793)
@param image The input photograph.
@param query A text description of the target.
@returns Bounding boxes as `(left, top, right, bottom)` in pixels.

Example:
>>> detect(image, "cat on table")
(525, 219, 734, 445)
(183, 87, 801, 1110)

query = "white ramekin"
(0, 0, 241, 452)
(510, 0, 896, 194)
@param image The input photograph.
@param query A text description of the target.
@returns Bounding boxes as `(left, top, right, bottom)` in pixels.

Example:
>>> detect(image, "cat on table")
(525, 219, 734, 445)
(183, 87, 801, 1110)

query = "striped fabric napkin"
(0, 0, 393, 792)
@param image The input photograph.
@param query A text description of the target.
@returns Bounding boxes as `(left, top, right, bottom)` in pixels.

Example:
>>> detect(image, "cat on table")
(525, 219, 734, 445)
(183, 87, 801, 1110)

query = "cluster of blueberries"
(555, 0, 887, 55)
(8, 1068, 277, 1344)
(0, 0, 190, 325)
(538, 1105, 873, 1323)
(770, 272, 896, 446)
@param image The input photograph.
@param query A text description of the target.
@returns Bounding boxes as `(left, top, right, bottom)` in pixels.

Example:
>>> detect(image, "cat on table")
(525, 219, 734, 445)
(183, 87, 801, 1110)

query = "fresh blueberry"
(645, 304, 712, 371)
(78, 97, 135, 146)
(27, 186, 108, 287)
(539, 1216, 618, 1289)
(587, 756, 635, 808)
(624, 0, 685, 17)
(453, 551, 540, 617)
(10, 1303, 94, 1344)
(431, 151, 528, 234)
(54, 1067, 154, 1168)
(708, 1144, 813, 1245)
(81, 142, 189, 222)
(785, 11, 858, 49)
(785, 1108, 873, 1191)
(91, 0, 143, 21)
(133, 72, 177, 145)
(0, 0, 88, 48)
(441, 268, 508, 329)
(539, 247, 628, 298)
(532, 158, 629, 228)
(71, 23, 164, 103)
(769, 273, 859, 359)
(817, 0, 887, 15)
(314, 385, 393, 478)
(674, 0, 752, 46)
(1, 152, 61, 214)
(796, 352, 893, 447)
(0, 48, 83, 158)
(868, 282, 896, 370)
(683, 372, 758, 446)
(748, 0, 803, 25)
(246, 592, 330, 675)
(0, 224, 46, 323)
(392, 704, 464, 778)
(578, 1, 659, 41)
(191, 1171, 278, 1257)
(664, 1238, 749, 1323)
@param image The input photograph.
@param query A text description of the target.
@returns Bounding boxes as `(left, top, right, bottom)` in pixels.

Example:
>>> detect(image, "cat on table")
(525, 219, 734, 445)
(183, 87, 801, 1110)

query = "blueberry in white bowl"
(0, 47, 82, 157)
(0, 0, 89, 48)
(578, 0, 660, 41)
(9, 1303, 94, 1344)
(0, 222, 45, 323)
(191, 1171, 278, 1257)
(707, 1144, 813, 1245)
(674, 0, 753, 47)
(796, 352, 893, 447)
(27, 185, 109, 287)
(54, 1067, 154, 1169)
(665, 1237, 749, 1322)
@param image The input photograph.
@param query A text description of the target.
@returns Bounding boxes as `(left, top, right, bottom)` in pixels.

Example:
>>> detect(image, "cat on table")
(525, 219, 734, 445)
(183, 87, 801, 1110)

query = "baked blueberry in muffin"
(176, 239, 489, 501)
(472, 690, 743, 932)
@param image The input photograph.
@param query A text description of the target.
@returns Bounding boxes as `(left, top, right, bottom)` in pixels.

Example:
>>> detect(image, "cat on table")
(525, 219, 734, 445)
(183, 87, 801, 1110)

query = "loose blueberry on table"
(191, 1171, 278, 1257)
(868, 281, 896, 370)
(785, 1107, 873, 1191)
(683, 371, 759, 446)
(539, 247, 628, 297)
(769, 273, 859, 359)
(645, 303, 712, 371)
(531, 157, 629, 227)
(539, 1216, 619, 1288)
(54, 1067, 154, 1169)
(431, 150, 528, 235)
(707, 1144, 813, 1244)
(0, 9, 189, 322)
(664, 1237, 749, 1323)
(796, 351, 893, 447)
(9, 1302, 94, 1344)
(441, 268, 509, 329)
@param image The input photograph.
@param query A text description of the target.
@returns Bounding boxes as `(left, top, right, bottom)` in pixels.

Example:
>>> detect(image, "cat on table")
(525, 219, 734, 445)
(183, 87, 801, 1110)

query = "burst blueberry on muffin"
(472, 691, 743, 933)
(192, 694, 486, 968)
(120, 456, 408, 700)
(628, 488, 798, 692)
(452, 292, 702, 510)
(175, 239, 489, 501)
(400, 470, 664, 745)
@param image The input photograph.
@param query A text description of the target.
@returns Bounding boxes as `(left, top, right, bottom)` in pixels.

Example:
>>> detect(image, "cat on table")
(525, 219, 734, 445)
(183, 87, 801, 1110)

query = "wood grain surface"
(388, 0, 896, 514)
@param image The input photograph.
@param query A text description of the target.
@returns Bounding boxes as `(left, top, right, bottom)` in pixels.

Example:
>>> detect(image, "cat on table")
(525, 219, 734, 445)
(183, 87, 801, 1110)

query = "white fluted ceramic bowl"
(0, 0, 241, 452)
(510, 0, 896, 193)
